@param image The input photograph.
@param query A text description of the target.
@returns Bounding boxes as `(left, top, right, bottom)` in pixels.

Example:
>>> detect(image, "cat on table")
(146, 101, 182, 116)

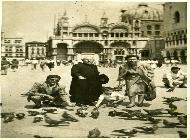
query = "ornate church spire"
(100, 11, 108, 27)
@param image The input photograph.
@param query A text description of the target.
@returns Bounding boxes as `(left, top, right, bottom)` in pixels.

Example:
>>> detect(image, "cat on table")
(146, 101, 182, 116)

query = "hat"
(171, 66, 180, 71)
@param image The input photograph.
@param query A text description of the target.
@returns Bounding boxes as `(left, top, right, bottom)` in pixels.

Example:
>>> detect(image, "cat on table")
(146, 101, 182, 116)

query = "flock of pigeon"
(0, 96, 187, 138)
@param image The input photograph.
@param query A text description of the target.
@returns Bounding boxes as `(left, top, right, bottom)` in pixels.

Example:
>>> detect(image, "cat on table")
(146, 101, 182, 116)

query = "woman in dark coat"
(69, 58, 102, 105)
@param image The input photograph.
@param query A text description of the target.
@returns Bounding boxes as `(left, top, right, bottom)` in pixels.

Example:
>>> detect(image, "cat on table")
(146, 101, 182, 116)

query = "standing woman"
(118, 55, 155, 108)
(69, 57, 102, 105)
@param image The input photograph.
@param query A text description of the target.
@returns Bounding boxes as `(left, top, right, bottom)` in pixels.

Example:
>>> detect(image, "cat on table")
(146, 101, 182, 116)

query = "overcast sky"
(2, 1, 163, 42)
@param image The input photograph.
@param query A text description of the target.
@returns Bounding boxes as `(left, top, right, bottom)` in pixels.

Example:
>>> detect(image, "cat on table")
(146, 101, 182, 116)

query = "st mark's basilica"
(47, 3, 165, 63)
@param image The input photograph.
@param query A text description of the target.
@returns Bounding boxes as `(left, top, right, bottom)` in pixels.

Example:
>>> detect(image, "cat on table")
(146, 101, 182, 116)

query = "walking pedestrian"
(1, 57, 10, 75)
(31, 58, 38, 70)
(11, 59, 19, 72)
(117, 55, 155, 108)
(39, 58, 47, 71)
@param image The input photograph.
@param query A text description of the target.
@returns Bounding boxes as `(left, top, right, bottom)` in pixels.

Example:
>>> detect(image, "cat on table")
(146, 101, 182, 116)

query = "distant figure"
(162, 66, 187, 88)
(165, 59, 170, 67)
(39, 58, 47, 71)
(47, 59, 54, 71)
(11, 59, 19, 72)
(25, 59, 31, 66)
(171, 59, 179, 66)
(31, 58, 38, 70)
(69, 57, 102, 105)
(27, 75, 73, 108)
(1, 57, 10, 75)
(56, 60, 61, 66)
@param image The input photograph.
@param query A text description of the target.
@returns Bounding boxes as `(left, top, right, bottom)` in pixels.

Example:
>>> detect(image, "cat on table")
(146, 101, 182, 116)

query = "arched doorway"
(73, 41, 103, 62)
(57, 43, 68, 60)
(74, 41, 103, 53)
(180, 50, 186, 64)
(110, 42, 131, 61)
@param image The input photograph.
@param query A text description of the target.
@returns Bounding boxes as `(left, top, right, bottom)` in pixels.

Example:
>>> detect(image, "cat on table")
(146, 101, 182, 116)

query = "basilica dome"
(121, 3, 163, 22)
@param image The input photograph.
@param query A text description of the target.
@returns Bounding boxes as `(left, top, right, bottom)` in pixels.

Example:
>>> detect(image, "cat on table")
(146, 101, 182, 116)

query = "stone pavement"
(0, 64, 187, 138)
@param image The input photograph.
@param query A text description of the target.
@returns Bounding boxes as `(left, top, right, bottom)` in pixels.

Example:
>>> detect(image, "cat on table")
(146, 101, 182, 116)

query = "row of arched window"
(165, 33, 187, 46)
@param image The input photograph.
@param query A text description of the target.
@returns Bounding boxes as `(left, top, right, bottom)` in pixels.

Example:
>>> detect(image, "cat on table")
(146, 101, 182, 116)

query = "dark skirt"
(69, 78, 102, 105)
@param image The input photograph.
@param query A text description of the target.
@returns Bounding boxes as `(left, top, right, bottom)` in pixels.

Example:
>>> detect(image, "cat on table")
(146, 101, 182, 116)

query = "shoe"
(126, 103, 135, 108)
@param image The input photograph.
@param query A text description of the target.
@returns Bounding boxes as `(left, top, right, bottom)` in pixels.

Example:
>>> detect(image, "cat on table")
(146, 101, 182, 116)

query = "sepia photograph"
(0, 1, 187, 138)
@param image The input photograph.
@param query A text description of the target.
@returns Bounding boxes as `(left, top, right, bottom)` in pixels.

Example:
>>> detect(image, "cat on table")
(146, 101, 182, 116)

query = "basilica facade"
(47, 3, 164, 62)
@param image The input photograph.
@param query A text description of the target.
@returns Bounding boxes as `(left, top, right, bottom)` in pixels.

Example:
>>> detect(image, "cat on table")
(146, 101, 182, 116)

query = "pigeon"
(27, 110, 41, 116)
(87, 128, 101, 138)
(113, 129, 137, 137)
(1, 112, 14, 118)
(3, 114, 15, 123)
(123, 109, 142, 116)
(135, 113, 149, 120)
(177, 131, 187, 138)
(135, 125, 158, 133)
(16, 113, 25, 120)
(76, 107, 88, 117)
(162, 97, 185, 103)
(108, 110, 122, 117)
(178, 115, 187, 126)
(146, 116, 161, 124)
(165, 109, 184, 117)
(119, 112, 135, 118)
(163, 119, 180, 128)
(33, 135, 54, 138)
(90, 108, 100, 119)
(42, 108, 57, 114)
(33, 116, 43, 123)
(168, 103, 177, 111)
(143, 108, 164, 116)
(44, 115, 69, 126)
(61, 111, 79, 122)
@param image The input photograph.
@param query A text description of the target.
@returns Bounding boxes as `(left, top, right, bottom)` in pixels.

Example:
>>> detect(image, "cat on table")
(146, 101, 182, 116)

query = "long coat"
(69, 62, 102, 105)
(117, 62, 155, 97)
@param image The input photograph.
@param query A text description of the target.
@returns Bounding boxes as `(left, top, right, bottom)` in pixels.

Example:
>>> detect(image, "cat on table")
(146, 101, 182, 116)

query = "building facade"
(162, 2, 187, 63)
(47, 3, 165, 62)
(25, 41, 47, 60)
(1, 36, 25, 61)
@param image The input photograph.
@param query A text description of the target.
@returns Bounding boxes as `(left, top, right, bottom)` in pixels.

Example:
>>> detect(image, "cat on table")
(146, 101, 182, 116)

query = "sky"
(2, 1, 163, 42)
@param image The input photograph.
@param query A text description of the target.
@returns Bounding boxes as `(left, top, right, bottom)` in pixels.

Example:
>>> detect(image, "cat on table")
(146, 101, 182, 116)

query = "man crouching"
(27, 75, 73, 108)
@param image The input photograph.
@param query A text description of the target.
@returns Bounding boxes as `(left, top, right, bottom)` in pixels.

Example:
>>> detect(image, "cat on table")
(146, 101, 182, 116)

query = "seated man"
(27, 75, 73, 108)
(162, 66, 187, 88)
